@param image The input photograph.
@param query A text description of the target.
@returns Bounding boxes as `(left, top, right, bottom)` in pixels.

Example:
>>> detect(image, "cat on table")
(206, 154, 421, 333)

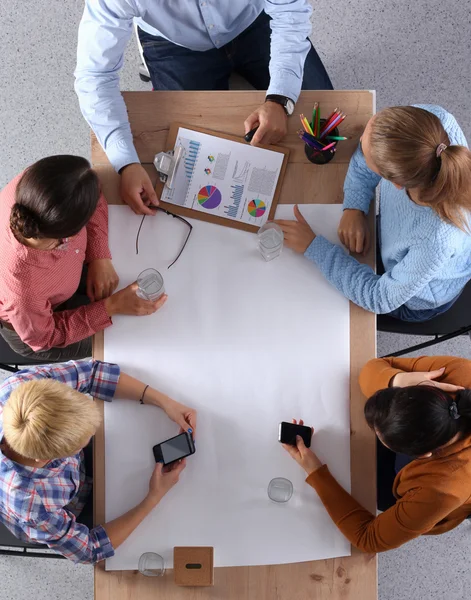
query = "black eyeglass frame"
(135, 206, 193, 269)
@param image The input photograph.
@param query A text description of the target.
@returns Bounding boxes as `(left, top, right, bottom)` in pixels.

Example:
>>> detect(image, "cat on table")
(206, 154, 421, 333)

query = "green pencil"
(311, 102, 318, 132)
(316, 105, 321, 139)
(326, 135, 348, 141)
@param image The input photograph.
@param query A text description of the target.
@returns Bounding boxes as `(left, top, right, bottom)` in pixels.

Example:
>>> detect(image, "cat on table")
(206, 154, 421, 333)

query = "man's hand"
(86, 259, 119, 302)
(120, 163, 159, 216)
(282, 419, 323, 476)
(391, 367, 464, 393)
(162, 398, 197, 437)
(147, 460, 186, 506)
(244, 101, 288, 146)
(338, 209, 370, 255)
(275, 205, 315, 253)
(104, 282, 167, 317)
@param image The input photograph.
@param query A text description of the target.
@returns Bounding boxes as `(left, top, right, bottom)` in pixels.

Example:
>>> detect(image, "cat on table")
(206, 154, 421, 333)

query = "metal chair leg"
(0, 363, 19, 373)
(381, 325, 471, 358)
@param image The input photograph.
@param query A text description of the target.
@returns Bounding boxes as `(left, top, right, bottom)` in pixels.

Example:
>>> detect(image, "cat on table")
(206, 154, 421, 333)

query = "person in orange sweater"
(283, 355, 471, 552)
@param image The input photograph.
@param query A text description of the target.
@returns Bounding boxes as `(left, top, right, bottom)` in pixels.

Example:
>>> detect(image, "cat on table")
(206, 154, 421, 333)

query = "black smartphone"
(278, 421, 312, 448)
(153, 431, 196, 466)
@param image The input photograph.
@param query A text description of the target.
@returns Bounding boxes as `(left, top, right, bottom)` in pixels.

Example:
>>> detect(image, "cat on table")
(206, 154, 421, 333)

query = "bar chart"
(184, 140, 201, 181)
(224, 184, 244, 218)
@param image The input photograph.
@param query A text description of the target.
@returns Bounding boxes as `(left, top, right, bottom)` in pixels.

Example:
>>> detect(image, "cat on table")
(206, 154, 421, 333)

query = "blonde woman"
(276, 105, 471, 322)
(0, 360, 196, 563)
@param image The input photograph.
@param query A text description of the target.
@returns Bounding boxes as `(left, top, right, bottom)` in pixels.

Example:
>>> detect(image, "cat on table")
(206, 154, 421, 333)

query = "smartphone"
(153, 431, 196, 466)
(278, 421, 312, 448)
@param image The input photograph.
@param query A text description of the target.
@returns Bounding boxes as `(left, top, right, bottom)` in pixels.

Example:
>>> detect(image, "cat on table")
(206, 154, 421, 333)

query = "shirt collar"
(0, 439, 79, 479)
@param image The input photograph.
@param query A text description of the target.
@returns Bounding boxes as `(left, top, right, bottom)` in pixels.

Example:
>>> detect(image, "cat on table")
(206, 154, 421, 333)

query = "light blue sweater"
(305, 105, 471, 313)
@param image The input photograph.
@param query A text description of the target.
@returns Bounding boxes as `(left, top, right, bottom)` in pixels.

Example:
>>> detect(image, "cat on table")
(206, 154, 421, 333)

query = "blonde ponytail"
(370, 106, 471, 230)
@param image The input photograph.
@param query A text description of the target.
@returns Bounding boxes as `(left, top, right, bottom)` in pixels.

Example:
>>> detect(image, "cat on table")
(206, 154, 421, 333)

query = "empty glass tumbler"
(136, 268, 165, 301)
(257, 223, 284, 262)
(267, 477, 293, 503)
(138, 552, 165, 577)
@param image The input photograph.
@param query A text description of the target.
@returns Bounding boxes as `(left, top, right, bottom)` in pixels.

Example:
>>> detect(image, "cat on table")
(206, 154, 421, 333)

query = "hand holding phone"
(278, 421, 312, 448)
(147, 460, 187, 506)
(153, 431, 196, 466)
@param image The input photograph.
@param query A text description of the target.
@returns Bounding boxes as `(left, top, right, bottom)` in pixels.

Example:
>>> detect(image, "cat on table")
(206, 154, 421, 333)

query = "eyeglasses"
(135, 207, 193, 269)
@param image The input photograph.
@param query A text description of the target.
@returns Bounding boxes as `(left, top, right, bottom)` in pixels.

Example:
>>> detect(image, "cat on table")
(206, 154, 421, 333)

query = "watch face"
(285, 99, 295, 116)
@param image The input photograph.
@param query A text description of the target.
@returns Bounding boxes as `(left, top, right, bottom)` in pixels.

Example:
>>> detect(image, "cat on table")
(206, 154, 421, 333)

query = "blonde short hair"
(3, 379, 102, 460)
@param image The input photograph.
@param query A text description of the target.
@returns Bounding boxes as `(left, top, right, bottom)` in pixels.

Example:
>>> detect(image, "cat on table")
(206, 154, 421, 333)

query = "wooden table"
(92, 90, 376, 600)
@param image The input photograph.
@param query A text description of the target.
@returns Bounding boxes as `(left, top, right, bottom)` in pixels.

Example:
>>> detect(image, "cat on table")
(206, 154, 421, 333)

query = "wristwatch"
(265, 94, 295, 116)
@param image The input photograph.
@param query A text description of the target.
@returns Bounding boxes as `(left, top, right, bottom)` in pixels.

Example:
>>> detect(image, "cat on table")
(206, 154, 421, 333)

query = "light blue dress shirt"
(75, 0, 313, 172)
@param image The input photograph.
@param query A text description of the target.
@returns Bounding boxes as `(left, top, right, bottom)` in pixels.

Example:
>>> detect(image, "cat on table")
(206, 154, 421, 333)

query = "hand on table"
(104, 282, 168, 317)
(86, 259, 119, 302)
(244, 101, 287, 146)
(391, 368, 464, 393)
(275, 205, 316, 254)
(337, 209, 370, 255)
(120, 163, 159, 216)
(147, 460, 186, 506)
(162, 398, 197, 437)
(282, 419, 323, 476)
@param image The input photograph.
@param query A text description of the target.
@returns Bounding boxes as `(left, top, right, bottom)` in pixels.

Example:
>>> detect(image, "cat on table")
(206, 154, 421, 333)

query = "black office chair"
(0, 336, 78, 558)
(378, 280, 471, 357)
(0, 333, 60, 373)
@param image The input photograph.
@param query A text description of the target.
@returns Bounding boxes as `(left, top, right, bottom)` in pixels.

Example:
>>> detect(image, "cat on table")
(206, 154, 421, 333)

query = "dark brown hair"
(10, 155, 100, 240)
(365, 386, 471, 456)
(370, 107, 471, 230)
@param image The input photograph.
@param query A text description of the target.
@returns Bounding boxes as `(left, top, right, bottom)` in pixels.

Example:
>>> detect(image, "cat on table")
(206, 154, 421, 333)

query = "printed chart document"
(161, 127, 285, 227)
(104, 204, 351, 570)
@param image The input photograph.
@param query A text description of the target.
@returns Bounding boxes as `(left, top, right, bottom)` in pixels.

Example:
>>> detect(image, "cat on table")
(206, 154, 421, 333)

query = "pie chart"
(197, 185, 222, 209)
(248, 199, 266, 218)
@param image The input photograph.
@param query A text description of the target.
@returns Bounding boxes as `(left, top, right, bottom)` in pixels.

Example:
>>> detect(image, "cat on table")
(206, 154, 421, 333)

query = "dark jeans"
(138, 11, 333, 92)
(377, 438, 414, 511)
(0, 266, 92, 361)
(77, 440, 94, 529)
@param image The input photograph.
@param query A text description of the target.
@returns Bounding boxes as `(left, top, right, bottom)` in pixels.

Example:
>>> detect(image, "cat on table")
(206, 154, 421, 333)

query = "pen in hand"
(244, 127, 259, 143)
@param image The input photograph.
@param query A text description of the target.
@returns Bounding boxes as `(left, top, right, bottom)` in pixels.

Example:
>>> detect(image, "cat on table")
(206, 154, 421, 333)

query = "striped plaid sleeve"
(39, 359, 121, 402)
(0, 360, 120, 405)
(26, 510, 114, 564)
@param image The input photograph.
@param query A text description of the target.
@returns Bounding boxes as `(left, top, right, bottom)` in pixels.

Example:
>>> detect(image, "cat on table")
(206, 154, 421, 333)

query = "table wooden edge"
(92, 90, 377, 600)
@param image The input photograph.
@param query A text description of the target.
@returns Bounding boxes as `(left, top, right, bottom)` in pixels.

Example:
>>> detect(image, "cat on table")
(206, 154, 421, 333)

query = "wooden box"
(173, 547, 214, 587)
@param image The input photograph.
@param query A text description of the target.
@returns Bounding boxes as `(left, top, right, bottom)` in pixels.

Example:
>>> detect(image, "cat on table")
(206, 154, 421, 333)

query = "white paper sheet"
(104, 204, 351, 570)
(161, 127, 285, 226)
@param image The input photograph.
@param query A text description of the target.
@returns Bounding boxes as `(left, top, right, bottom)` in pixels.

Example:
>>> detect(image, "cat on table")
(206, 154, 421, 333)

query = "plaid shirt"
(0, 360, 120, 563)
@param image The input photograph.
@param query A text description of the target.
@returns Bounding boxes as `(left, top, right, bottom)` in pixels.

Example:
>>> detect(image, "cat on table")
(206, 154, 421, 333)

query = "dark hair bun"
(10, 203, 41, 239)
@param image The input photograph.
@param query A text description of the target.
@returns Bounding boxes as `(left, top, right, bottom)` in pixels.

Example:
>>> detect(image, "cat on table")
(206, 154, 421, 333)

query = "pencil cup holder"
(304, 119, 339, 165)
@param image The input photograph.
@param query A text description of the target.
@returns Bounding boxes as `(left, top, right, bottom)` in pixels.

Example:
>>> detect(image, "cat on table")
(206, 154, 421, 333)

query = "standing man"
(75, 1, 332, 216)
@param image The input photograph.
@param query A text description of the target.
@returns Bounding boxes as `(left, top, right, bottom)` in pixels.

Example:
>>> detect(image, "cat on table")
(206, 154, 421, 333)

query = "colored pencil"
(326, 135, 348, 141)
(301, 114, 313, 135)
(321, 141, 337, 151)
(320, 113, 346, 139)
(299, 115, 311, 134)
(316, 105, 321, 138)
(320, 112, 343, 137)
(311, 102, 318, 132)
(322, 108, 340, 131)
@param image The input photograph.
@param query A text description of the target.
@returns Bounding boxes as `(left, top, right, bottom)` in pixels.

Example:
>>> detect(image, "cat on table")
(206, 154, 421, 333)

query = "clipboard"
(155, 123, 290, 234)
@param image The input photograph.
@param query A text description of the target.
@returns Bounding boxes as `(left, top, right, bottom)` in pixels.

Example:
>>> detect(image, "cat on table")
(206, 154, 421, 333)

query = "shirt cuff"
(343, 194, 372, 215)
(90, 359, 121, 402)
(305, 464, 330, 488)
(88, 301, 113, 333)
(91, 525, 115, 562)
(304, 234, 334, 265)
(106, 138, 140, 174)
(267, 70, 303, 103)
